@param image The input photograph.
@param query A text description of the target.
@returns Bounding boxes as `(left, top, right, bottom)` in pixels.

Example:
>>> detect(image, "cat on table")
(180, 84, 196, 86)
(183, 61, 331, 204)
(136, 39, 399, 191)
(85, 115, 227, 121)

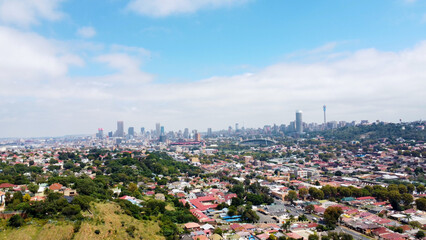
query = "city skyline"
(0, 0, 425, 137)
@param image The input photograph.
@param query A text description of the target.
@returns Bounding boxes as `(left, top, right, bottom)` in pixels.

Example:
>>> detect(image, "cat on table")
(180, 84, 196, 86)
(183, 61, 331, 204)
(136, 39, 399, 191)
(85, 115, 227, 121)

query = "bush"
(126, 225, 136, 238)
(73, 221, 82, 233)
(8, 215, 24, 228)
(62, 204, 81, 216)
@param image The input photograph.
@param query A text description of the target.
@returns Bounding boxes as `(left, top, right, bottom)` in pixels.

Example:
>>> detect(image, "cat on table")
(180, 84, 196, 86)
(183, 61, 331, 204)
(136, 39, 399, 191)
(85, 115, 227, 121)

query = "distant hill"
(0, 202, 165, 240)
(311, 122, 425, 141)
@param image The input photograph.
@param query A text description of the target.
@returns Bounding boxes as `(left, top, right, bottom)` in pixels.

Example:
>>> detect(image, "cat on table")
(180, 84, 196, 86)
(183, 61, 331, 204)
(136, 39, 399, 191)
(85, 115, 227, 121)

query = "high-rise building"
(141, 127, 145, 135)
(183, 128, 189, 138)
(160, 126, 165, 136)
(235, 123, 239, 132)
(128, 127, 135, 137)
(97, 128, 104, 139)
(115, 121, 124, 137)
(155, 123, 161, 136)
(194, 132, 201, 142)
(296, 110, 303, 134)
(207, 128, 212, 136)
(108, 131, 113, 138)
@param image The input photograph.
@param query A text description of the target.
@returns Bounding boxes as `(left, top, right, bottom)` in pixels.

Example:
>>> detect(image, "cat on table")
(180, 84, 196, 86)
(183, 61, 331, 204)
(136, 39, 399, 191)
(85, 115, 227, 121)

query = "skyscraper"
(97, 128, 104, 139)
(128, 127, 135, 137)
(155, 123, 161, 137)
(235, 123, 239, 132)
(115, 121, 124, 137)
(160, 126, 165, 136)
(141, 127, 145, 135)
(183, 128, 189, 139)
(207, 128, 212, 136)
(295, 110, 303, 134)
(194, 132, 201, 142)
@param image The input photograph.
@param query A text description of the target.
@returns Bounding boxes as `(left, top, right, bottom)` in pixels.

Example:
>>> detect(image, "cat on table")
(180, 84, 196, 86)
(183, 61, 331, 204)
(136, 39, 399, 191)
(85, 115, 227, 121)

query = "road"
(335, 226, 372, 240)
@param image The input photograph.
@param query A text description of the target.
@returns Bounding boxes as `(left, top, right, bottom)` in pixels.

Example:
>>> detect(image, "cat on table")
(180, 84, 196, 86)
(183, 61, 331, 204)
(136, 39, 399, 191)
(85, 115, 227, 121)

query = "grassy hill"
(0, 202, 165, 240)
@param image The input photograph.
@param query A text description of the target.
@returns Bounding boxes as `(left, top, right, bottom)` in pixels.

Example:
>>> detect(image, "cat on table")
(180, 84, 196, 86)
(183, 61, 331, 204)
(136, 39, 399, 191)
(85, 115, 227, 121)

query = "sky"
(0, 0, 426, 137)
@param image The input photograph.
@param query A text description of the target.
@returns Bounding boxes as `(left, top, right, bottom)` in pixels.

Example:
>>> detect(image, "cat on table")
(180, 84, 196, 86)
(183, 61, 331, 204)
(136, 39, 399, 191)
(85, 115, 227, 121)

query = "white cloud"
(0, 30, 425, 137)
(0, 0, 64, 27)
(127, 0, 250, 17)
(0, 26, 83, 83)
(77, 26, 96, 38)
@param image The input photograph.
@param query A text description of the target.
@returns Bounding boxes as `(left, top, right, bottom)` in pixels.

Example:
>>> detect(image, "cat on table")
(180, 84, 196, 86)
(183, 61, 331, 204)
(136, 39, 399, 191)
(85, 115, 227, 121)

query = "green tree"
(415, 198, 426, 211)
(28, 183, 39, 194)
(299, 188, 308, 200)
(401, 193, 414, 207)
(305, 204, 315, 214)
(8, 215, 24, 228)
(213, 228, 223, 236)
(398, 184, 408, 194)
(407, 184, 415, 193)
(417, 185, 425, 194)
(128, 182, 138, 194)
(324, 206, 343, 228)
(308, 234, 319, 240)
(388, 190, 401, 211)
(309, 187, 324, 200)
(285, 190, 298, 203)
(415, 231, 425, 239)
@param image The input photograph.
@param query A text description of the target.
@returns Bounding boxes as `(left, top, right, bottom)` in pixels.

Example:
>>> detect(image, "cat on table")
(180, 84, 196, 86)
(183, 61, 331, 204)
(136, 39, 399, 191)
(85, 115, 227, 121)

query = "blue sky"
(0, 0, 425, 137)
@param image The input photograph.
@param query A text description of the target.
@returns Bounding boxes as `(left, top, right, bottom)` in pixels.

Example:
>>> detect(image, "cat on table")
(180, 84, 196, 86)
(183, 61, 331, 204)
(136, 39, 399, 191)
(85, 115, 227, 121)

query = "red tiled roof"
(356, 196, 375, 201)
(0, 183, 16, 188)
(49, 183, 63, 191)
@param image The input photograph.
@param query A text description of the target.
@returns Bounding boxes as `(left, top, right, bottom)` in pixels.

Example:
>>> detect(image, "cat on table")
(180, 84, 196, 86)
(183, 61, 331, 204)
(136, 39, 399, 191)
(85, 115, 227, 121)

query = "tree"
(282, 220, 291, 231)
(417, 185, 425, 194)
(407, 184, 415, 194)
(8, 215, 24, 228)
(28, 183, 39, 194)
(23, 194, 31, 202)
(12, 191, 23, 204)
(398, 184, 408, 194)
(305, 204, 315, 214)
(128, 182, 138, 193)
(415, 198, 426, 211)
(299, 188, 308, 200)
(415, 231, 425, 239)
(322, 185, 337, 199)
(242, 209, 259, 223)
(309, 187, 324, 200)
(62, 205, 81, 216)
(401, 193, 414, 207)
(324, 206, 343, 228)
(298, 214, 308, 222)
(388, 190, 401, 211)
(308, 234, 319, 240)
(341, 233, 353, 240)
(286, 190, 298, 203)
(213, 228, 223, 236)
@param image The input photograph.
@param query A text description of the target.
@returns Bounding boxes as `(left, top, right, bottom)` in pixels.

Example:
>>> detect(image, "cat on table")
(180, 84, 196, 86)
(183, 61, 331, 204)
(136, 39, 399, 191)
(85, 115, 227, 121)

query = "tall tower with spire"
(323, 105, 327, 125)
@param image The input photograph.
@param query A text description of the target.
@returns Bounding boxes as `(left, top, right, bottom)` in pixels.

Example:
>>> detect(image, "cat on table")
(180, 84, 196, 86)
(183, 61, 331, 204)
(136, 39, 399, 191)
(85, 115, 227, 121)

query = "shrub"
(8, 215, 24, 228)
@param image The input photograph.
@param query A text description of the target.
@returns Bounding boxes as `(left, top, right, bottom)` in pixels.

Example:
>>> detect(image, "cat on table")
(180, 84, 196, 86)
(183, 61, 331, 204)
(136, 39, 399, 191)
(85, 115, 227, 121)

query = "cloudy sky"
(0, 0, 425, 137)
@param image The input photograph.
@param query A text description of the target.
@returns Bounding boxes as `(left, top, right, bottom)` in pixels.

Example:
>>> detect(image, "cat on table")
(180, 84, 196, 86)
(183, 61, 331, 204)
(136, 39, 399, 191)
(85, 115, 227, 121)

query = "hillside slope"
(0, 202, 165, 240)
